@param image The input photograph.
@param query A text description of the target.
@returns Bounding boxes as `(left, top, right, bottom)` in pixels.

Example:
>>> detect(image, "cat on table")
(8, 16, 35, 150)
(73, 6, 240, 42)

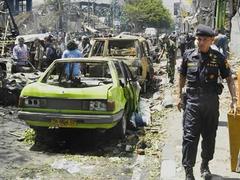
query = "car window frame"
(114, 61, 127, 86)
(121, 62, 135, 82)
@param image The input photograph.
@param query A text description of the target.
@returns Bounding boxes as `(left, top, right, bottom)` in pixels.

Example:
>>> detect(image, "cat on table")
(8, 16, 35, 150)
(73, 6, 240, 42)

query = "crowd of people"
(11, 29, 118, 73)
(12, 32, 95, 72)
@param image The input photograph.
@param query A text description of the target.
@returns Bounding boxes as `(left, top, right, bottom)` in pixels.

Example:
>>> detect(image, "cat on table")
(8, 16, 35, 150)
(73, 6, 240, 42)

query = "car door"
(120, 61, 140, 112)
(114, 61, 134, 114)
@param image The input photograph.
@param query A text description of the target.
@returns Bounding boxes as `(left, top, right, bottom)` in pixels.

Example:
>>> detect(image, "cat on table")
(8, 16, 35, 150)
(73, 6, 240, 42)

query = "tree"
(123, 0, 173, 31)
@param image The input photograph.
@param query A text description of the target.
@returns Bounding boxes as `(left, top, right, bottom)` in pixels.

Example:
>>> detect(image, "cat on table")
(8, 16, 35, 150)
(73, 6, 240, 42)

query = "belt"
(186, 87, 217, 95)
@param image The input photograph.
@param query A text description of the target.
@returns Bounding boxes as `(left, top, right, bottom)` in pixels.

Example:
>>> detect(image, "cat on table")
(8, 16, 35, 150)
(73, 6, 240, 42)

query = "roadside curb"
(160, 144, 176, 180)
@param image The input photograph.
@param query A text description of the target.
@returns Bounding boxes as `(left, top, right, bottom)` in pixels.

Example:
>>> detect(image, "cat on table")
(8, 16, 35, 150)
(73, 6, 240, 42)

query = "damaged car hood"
(21, 82, 112, 99)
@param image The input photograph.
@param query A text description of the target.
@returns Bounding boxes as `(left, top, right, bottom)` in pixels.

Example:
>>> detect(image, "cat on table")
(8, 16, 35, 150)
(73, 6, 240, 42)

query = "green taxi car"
(18, 58, 140, 138)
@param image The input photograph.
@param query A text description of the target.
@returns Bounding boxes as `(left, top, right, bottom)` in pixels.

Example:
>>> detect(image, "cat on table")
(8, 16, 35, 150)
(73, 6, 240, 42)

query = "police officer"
(177, 24, 237, 180)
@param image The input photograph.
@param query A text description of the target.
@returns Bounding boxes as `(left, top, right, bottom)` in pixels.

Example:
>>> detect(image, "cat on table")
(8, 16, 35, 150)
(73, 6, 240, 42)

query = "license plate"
(49, 119, 77, 128)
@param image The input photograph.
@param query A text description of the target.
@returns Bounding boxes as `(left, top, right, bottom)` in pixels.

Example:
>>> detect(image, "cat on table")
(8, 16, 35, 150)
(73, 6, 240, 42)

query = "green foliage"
(123, 0, 173, 29)
(23, 128, 36, 145)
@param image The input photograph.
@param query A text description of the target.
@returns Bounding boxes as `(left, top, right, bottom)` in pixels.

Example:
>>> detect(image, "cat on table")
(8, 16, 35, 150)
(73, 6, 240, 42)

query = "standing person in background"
(13, 37, 29, 66)
(33, 38, 45, 70)
(186, 33, 196, 49)
(214, 29, 229, 58)
(62, 40, 83, 80)
(162, 35, 177, 84)
(45, 36, 57, 67)
(179, 33, 187, 57)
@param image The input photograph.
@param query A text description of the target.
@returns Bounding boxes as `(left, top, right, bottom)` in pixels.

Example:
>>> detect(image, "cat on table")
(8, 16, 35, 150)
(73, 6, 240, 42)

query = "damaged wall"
(14, 1, 110, 34)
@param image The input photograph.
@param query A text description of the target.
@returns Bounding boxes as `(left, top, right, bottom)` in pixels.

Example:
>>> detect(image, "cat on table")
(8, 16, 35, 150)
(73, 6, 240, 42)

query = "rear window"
(41, 61, 112, 88)
(108, 40, 138, 57)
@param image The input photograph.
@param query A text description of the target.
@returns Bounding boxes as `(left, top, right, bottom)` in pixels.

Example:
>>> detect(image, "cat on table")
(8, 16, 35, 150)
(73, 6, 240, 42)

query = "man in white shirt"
(13, 37, 29, 66)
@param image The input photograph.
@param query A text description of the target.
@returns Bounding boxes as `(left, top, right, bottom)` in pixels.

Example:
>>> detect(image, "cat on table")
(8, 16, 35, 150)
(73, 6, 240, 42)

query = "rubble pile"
(14, 2, 110, 35)
(0, 72, 42, 106)
(15, 9, 59, 34)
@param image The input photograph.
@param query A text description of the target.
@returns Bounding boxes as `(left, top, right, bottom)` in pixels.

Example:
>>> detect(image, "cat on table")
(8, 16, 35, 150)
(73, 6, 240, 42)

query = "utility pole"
(112, 0, 115, 31)
(112, 0, 118, 32)
(179, 0, 183, 33)
(87, 0, 90, 26)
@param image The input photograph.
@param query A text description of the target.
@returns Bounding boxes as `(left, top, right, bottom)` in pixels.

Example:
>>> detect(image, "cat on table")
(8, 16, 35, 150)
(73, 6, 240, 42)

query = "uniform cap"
(195, 24, 215, 37)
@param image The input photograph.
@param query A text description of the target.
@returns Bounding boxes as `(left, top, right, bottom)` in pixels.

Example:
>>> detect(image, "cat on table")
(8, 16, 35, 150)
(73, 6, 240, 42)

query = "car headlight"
(24, 98, 41, 107)
(89, 101, 107, 111)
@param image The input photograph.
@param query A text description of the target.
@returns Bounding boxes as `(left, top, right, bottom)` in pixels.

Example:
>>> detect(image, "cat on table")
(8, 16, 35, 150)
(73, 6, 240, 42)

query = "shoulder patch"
(187, 62, 198, 67)
(224, 60, 230, 68)
(183, 48, 196, 57)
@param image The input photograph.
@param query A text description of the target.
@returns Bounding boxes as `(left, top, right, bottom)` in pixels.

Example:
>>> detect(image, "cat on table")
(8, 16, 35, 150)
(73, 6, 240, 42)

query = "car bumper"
(18, 110, 124, 129)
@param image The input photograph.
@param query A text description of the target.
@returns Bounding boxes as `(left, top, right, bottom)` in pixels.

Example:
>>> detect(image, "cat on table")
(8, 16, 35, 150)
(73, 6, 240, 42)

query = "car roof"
(54, 57, 121, 63)
(94, 35, 138, 40)
(94, 35, 146, 42)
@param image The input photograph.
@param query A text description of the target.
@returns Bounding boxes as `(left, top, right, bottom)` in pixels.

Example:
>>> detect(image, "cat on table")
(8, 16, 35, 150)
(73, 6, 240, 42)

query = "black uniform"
(179, 47, 231, 169)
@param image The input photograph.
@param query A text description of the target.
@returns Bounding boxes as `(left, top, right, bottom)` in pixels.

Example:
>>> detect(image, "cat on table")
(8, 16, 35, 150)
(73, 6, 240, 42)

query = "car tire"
(32, 127, 54, 144)
(109, 113, 127, 139)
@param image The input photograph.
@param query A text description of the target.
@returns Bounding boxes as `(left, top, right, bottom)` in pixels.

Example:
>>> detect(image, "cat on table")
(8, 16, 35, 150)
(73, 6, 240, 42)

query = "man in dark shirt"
(214, 29, 229, 58)
(177, 24, 237, 180)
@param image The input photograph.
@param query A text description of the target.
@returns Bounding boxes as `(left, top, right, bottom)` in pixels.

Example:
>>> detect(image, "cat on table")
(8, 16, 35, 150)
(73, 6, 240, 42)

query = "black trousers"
(182, 93, 219, 168)
(180, 44, 186, 57)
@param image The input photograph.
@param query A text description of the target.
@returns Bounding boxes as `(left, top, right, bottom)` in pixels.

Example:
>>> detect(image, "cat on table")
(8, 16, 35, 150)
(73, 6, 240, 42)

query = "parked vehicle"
(88, 35, 154, 92)
(18, 58, 141, 139)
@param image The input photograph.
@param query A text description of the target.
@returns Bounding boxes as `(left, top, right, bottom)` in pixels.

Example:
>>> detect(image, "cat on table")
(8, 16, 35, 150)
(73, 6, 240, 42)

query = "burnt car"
(88, 35, 154, 92)
(0, 57, 41, 105)
(18, 58, 141, 138)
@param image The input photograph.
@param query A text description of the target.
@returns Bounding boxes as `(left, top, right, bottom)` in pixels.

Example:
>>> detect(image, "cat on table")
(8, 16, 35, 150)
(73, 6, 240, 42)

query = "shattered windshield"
(108, 40, 138, 57)
(41, 61, 113, 88)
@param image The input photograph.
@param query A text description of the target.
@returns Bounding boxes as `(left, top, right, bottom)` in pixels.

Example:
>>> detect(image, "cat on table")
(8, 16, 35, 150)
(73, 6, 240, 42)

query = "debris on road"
(51, 159, 81, 174)
(138, 98, 152, 126)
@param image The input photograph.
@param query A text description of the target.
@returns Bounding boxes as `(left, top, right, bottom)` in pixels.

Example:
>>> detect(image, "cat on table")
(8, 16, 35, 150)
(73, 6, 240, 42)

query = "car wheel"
(110, 113, 127, 139)
(32, 127, 54, 144)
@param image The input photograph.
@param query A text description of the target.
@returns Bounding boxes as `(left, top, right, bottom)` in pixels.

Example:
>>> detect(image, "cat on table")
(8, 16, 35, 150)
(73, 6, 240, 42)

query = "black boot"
(185, 167, 195, 180)
(200, 160, 211, 178)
